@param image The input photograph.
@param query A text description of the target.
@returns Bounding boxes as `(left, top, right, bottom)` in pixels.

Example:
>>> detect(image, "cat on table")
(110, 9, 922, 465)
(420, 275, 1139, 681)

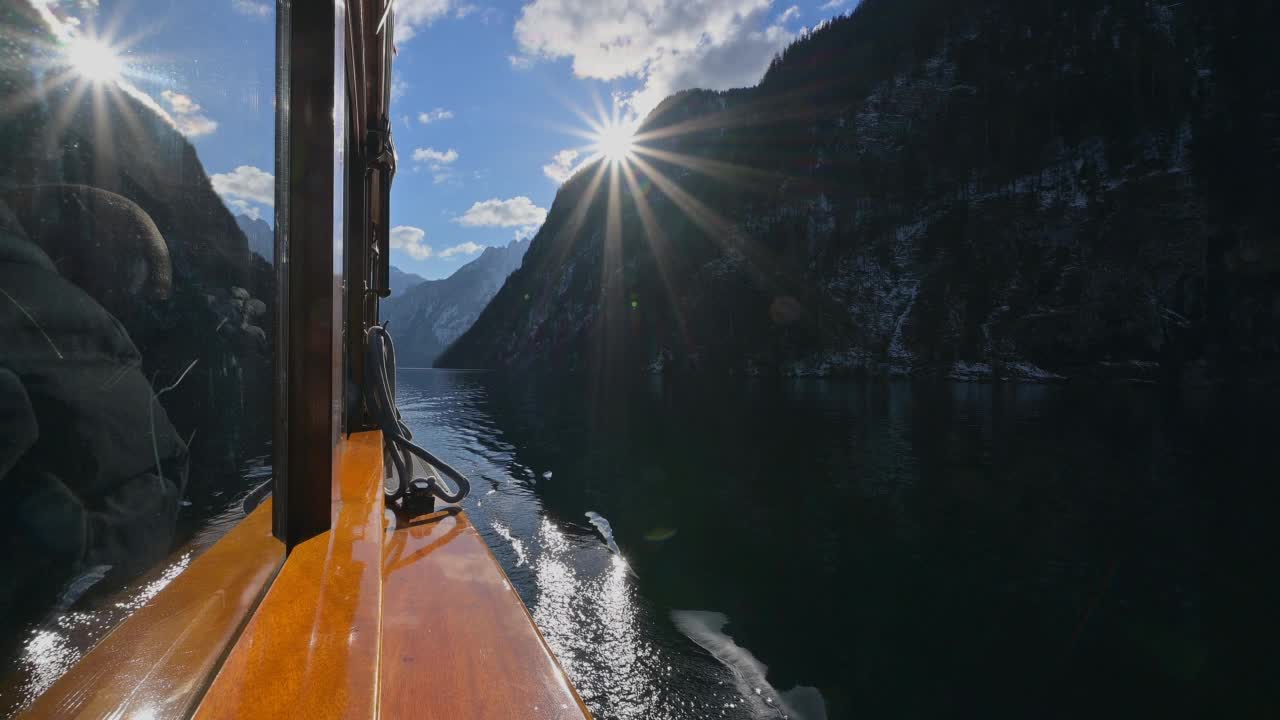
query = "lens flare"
(65, 37, 124, 84)
(592, 117, 637, 165)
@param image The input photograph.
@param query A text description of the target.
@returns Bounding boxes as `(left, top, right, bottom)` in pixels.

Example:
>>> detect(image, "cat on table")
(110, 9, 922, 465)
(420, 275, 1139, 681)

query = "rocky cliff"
(1, 3, 273, 515)
(439, 0, 1280, 384)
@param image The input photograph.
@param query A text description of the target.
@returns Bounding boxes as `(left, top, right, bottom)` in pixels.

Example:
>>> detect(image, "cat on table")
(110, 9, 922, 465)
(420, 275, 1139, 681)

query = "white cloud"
(161, 90, 199, 114)
(395, 0, 452, 42)
(417, 108, 455, 124)
(231, 0, 271, 17)
(455, 3, 479, 18)
(161, 90, 218, 137)
(174, 115, 218, 137)
(777, 5, 800, 23)
(508, 54, 534, 70)
(456, 197, 547, 227)
(629, 16, 794, 115)
(228, 198, 262, 221)
(390, 74, 408, 101)
(390, 225, 433, 260)
(542, 148, 581, 184)
(64, 0, 99, 10)
(411, 146, 461, 184)
(819, 0, 847, 10)
(513, 0, 795, 116)
(440, 241, 485, 258)
(412, 147, 459, 167)
(514, 225, 539, 242)
(211, 165, 274, 209)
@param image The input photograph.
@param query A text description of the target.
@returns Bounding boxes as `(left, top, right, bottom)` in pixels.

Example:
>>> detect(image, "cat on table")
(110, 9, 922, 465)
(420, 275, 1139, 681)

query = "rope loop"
(364, 324, 471, 507)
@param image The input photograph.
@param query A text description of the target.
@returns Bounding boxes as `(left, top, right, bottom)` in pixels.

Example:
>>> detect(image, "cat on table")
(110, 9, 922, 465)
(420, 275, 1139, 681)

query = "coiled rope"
(364, 324, 470, 507)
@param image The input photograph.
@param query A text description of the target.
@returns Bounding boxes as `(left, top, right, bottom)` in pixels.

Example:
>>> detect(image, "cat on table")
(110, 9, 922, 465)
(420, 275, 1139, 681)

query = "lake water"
(4, 370, 1274, 718)
(396, 370, 1277, 719)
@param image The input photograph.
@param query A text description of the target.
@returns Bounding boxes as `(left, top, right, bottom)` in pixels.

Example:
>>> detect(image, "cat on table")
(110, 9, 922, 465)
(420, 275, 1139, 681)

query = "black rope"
(364, 323, 470, 507)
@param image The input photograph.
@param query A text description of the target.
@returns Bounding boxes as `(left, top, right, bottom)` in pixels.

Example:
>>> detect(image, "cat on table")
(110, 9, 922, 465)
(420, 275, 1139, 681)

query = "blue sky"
(37, 0, 859, 279)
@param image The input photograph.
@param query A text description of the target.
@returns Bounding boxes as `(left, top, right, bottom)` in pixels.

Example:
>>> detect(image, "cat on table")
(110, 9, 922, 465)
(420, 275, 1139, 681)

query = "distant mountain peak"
(388, 265, 426, 299)
(379, 239, 528, 367)
(234, 213, 273, 263)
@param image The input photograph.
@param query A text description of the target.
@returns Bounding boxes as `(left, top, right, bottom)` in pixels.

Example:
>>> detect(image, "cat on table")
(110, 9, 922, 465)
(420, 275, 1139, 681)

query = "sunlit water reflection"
(397, 371, 759, 720)
(0, 460, 270, 716)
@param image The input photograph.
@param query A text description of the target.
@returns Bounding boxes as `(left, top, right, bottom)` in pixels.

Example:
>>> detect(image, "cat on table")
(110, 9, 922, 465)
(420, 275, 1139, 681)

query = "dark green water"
(395, 370, 1279, 719)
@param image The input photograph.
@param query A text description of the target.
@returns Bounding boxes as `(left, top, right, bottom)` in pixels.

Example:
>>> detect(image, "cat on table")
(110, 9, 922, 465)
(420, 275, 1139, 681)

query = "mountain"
(2, 9, 267, 304)
(389, 264, 426, 298)
(438, 0, 1280, 384)
(232, 216, 423, 298)
(1, 3, 273, 432)
(0, 9, 276, 458)
(235, 214, 274, 263)
(381, 240, 528, 367)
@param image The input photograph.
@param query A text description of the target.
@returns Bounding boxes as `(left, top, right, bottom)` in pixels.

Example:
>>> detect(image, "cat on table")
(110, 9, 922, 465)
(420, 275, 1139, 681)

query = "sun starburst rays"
(65, 37, 124, 84)
(1, 7, 169, 156)
(593, 119, 637, 165)
(551, 95, 807, 382)
(589, 153, 629, 401)
(552, 100, 771, 383)
(618, 158, 692, 349)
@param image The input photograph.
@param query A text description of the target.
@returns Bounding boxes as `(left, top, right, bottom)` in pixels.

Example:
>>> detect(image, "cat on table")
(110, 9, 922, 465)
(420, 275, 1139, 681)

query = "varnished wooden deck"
(193, 431, 590, 719)
(192, 432, 387, 719)
(381, 508, 590, 719)
(24, 431, 589, 719)
(22, 497, 283, 719)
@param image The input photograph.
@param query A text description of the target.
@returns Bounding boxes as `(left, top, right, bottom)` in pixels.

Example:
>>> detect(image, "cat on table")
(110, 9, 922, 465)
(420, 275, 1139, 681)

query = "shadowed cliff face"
(0, 11, 268, 301)
(0, 2, 272, 662)
(439, 0, 1280, 384)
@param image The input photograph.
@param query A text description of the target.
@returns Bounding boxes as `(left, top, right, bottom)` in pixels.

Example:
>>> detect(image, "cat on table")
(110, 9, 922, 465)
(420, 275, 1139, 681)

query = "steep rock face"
(381, 239, 528, 367)
(439, 0, 1280, 383)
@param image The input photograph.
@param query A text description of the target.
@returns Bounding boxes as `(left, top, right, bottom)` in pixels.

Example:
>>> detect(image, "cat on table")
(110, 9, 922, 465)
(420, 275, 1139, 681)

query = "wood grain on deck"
(22, 499, 283, 720)
(110, 428, 590, 719)
(380, 507, 591, 719)
(192, 432, 385, 720)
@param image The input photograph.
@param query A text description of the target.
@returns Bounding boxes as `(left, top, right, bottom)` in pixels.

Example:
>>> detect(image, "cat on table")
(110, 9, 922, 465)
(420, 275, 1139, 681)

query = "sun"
(593, 118, 637, 165)
(65, 37, 124, 85)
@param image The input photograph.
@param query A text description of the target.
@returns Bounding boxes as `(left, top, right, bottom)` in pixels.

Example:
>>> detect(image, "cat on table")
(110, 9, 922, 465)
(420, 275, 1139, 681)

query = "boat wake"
(671, 610, 827, 720)
(54, 565, 112, 612)
(584, 511, 622, 555)
(490, 521, 528, 567)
